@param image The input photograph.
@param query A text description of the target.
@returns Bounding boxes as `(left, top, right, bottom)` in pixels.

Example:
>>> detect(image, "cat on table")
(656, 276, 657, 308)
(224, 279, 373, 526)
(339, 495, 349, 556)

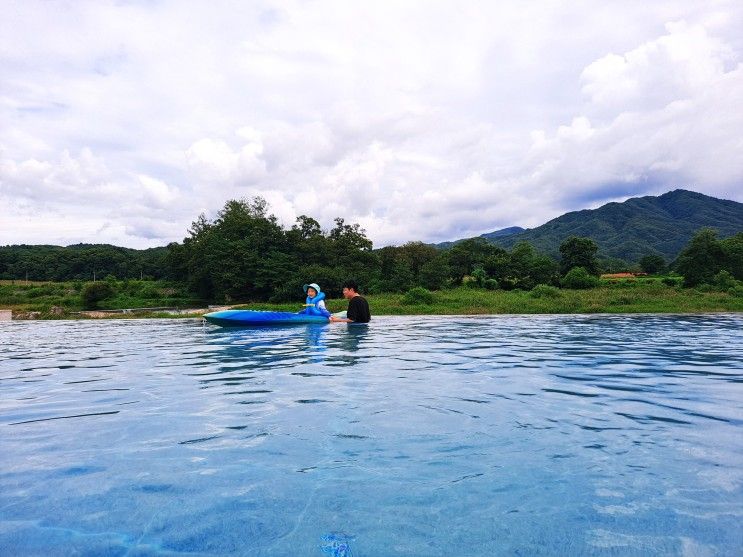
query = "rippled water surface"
(1, 315, 742, 556)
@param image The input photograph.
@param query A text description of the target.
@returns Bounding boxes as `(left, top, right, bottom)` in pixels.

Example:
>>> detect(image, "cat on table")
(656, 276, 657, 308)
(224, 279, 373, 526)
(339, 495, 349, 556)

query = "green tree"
(418, 255, 451, 290)
(471, 266, 487, 287)
(398, 242, 439, 280)
(599, 257, 633, 274)
(286, 215, 329, 267)
(175, 198, 286, 301)
(401, 286, 435, 305)
(170, 197, 376, 302)
(714, 270, 738, 290)
(639, 254, 666, 274)
(481, 249, 510, 280)
(529, 254, 560, 287)
(508, 242, 559, 289)
(675, 228, 724, 287)
(720, 232, 743, 280)
(447, 238, 502, 283)
(376, 246, 415, 292)
(561, 267, 599, 289)
(559, 236, 599, 276)
(0, 244, 169, 281)
(82, 282, 115, 309)
(480, 242, 557, 290)
(327, 218, 377, 288)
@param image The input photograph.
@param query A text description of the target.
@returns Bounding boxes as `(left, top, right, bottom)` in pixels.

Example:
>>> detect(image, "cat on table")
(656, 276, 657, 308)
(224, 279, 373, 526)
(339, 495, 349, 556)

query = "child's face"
(307, 287, 317, 297)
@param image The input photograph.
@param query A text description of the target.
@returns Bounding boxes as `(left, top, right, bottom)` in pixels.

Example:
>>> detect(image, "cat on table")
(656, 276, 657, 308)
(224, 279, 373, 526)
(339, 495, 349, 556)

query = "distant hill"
(0, 243, 169, 281)
(445, 190, 743, 263)
(434, 226, 525, 249)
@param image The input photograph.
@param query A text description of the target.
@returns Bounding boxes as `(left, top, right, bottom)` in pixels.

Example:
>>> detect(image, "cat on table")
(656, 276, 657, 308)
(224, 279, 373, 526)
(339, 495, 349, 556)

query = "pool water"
(1, 315, 742, 556)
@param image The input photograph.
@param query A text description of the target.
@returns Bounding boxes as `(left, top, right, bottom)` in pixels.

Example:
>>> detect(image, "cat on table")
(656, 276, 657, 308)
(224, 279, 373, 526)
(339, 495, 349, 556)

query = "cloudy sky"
(1, 1, 742, 248)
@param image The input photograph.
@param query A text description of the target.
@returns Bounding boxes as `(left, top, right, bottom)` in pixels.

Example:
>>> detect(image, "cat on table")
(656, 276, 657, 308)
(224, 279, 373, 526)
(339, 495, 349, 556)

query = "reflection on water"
(1, 315, 742, 556)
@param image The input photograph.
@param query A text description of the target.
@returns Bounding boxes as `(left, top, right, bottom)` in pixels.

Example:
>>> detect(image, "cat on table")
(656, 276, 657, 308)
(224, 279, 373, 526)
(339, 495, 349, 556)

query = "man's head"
(342, 280, 359, 299)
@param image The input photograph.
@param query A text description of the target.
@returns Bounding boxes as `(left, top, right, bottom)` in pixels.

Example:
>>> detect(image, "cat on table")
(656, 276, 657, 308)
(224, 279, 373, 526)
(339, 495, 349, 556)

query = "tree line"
(165, 198, 376, 302)
(0, 244, 168, 282)
(164, 198, 596, 301)
(2, 197, 741, 301)
(164, 198, 743, 301)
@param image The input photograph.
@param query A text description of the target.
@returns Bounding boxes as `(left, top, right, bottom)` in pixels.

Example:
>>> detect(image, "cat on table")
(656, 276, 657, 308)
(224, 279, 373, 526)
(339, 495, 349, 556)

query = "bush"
(419, 259, 451, 291)
(463, 276, 480, 289)
(561, 267, 599, 289)
(139, 285, 162, 299)
(471, 267, 487, 288)
(26, 287, 50, 298)
(639, 254, 666, 274)
(125, 280, 145, 294)
(530, 284, 561, 298)
(729, 285, 743, 298)
(82, 282, 115, 309)
(483, 279, 499, 290)
(401, 287, 434, 305)
(61, 295, 79, 307)
(714, 270, 738, 290)
(362, 280, 384, 296)
(662, 276, 681, 287)
(498, 278, 519, 291)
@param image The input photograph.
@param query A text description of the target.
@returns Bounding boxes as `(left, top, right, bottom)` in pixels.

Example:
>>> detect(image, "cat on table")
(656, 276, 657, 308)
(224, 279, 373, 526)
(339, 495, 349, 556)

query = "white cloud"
(581, 21, 735, 113)
(186, 136, 267, 186)
(136, 174, 179, 209)
(1, 1, 742, 249)
(524, 21, 743, 208)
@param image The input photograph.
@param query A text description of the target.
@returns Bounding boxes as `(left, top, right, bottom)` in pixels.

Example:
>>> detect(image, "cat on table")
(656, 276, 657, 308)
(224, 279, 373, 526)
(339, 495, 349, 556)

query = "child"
(300, 283, 331, 318)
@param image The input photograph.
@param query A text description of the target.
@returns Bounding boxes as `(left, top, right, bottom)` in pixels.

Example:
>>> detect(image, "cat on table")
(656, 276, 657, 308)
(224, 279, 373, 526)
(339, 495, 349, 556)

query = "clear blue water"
(1, 315, 742, 556)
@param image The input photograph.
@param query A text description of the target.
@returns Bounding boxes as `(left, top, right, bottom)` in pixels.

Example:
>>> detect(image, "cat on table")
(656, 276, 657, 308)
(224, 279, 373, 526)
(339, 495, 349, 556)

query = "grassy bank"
(354, 284, 743, 315)
(0, 280, 204, 318)
(2, 279, 742, 319)
(237, 280, 743, 315)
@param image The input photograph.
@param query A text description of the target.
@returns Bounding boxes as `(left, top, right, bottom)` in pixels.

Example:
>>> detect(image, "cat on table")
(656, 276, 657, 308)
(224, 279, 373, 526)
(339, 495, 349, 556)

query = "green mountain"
(435, 226, 524, 249)
(464, 190, 743, 263)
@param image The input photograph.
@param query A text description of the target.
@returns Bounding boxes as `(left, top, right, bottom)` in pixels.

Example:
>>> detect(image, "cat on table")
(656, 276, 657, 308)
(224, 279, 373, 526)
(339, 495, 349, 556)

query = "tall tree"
(559, 236, 599, 275)
(169, 198, 376, 302)
(675, 228, 724, 286)
(447, 238, 502, 283)
(418, 254, 451, 290)
(720, 232, 743, 280)
(398, 242, 439, 279)
(639, 254, 666, 274)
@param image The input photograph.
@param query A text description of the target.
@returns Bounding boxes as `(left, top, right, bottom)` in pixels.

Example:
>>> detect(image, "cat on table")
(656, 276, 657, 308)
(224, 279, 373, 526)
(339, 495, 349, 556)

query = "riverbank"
(363, 284, 743, 314)
(3, 281, 742, 319)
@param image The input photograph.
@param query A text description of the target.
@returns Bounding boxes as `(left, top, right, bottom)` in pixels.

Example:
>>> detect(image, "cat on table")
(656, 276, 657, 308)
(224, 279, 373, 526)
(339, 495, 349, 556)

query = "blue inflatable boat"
(203, 309, 330, 326)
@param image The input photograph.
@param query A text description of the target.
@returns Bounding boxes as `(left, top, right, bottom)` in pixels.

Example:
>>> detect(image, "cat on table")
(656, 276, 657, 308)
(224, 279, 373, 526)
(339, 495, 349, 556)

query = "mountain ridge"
(441, 189, 743, 263)
(434, 226, 525, 249)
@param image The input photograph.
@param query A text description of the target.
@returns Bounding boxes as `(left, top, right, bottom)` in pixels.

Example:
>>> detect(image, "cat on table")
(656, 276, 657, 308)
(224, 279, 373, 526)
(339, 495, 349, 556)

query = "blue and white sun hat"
(303, 283, 322, 293)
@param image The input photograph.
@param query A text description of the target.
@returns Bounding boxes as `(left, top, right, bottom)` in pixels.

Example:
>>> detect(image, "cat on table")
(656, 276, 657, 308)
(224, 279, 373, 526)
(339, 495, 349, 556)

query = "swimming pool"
(2, 315, 742, 555)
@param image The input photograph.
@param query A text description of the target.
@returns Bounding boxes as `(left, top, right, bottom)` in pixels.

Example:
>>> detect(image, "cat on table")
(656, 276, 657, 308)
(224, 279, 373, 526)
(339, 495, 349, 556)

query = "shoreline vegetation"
(3, 277, 742, 320)
(2, 197, 741, 321)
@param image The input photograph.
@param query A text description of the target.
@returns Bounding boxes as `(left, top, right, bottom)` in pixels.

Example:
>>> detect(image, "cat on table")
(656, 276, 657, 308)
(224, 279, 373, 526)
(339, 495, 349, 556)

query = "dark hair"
(342, 280, 359, 292)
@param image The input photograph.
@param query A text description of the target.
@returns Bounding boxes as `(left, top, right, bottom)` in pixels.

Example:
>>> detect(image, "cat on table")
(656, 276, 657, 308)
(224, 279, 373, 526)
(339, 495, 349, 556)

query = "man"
(330, 280, 371, 323)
